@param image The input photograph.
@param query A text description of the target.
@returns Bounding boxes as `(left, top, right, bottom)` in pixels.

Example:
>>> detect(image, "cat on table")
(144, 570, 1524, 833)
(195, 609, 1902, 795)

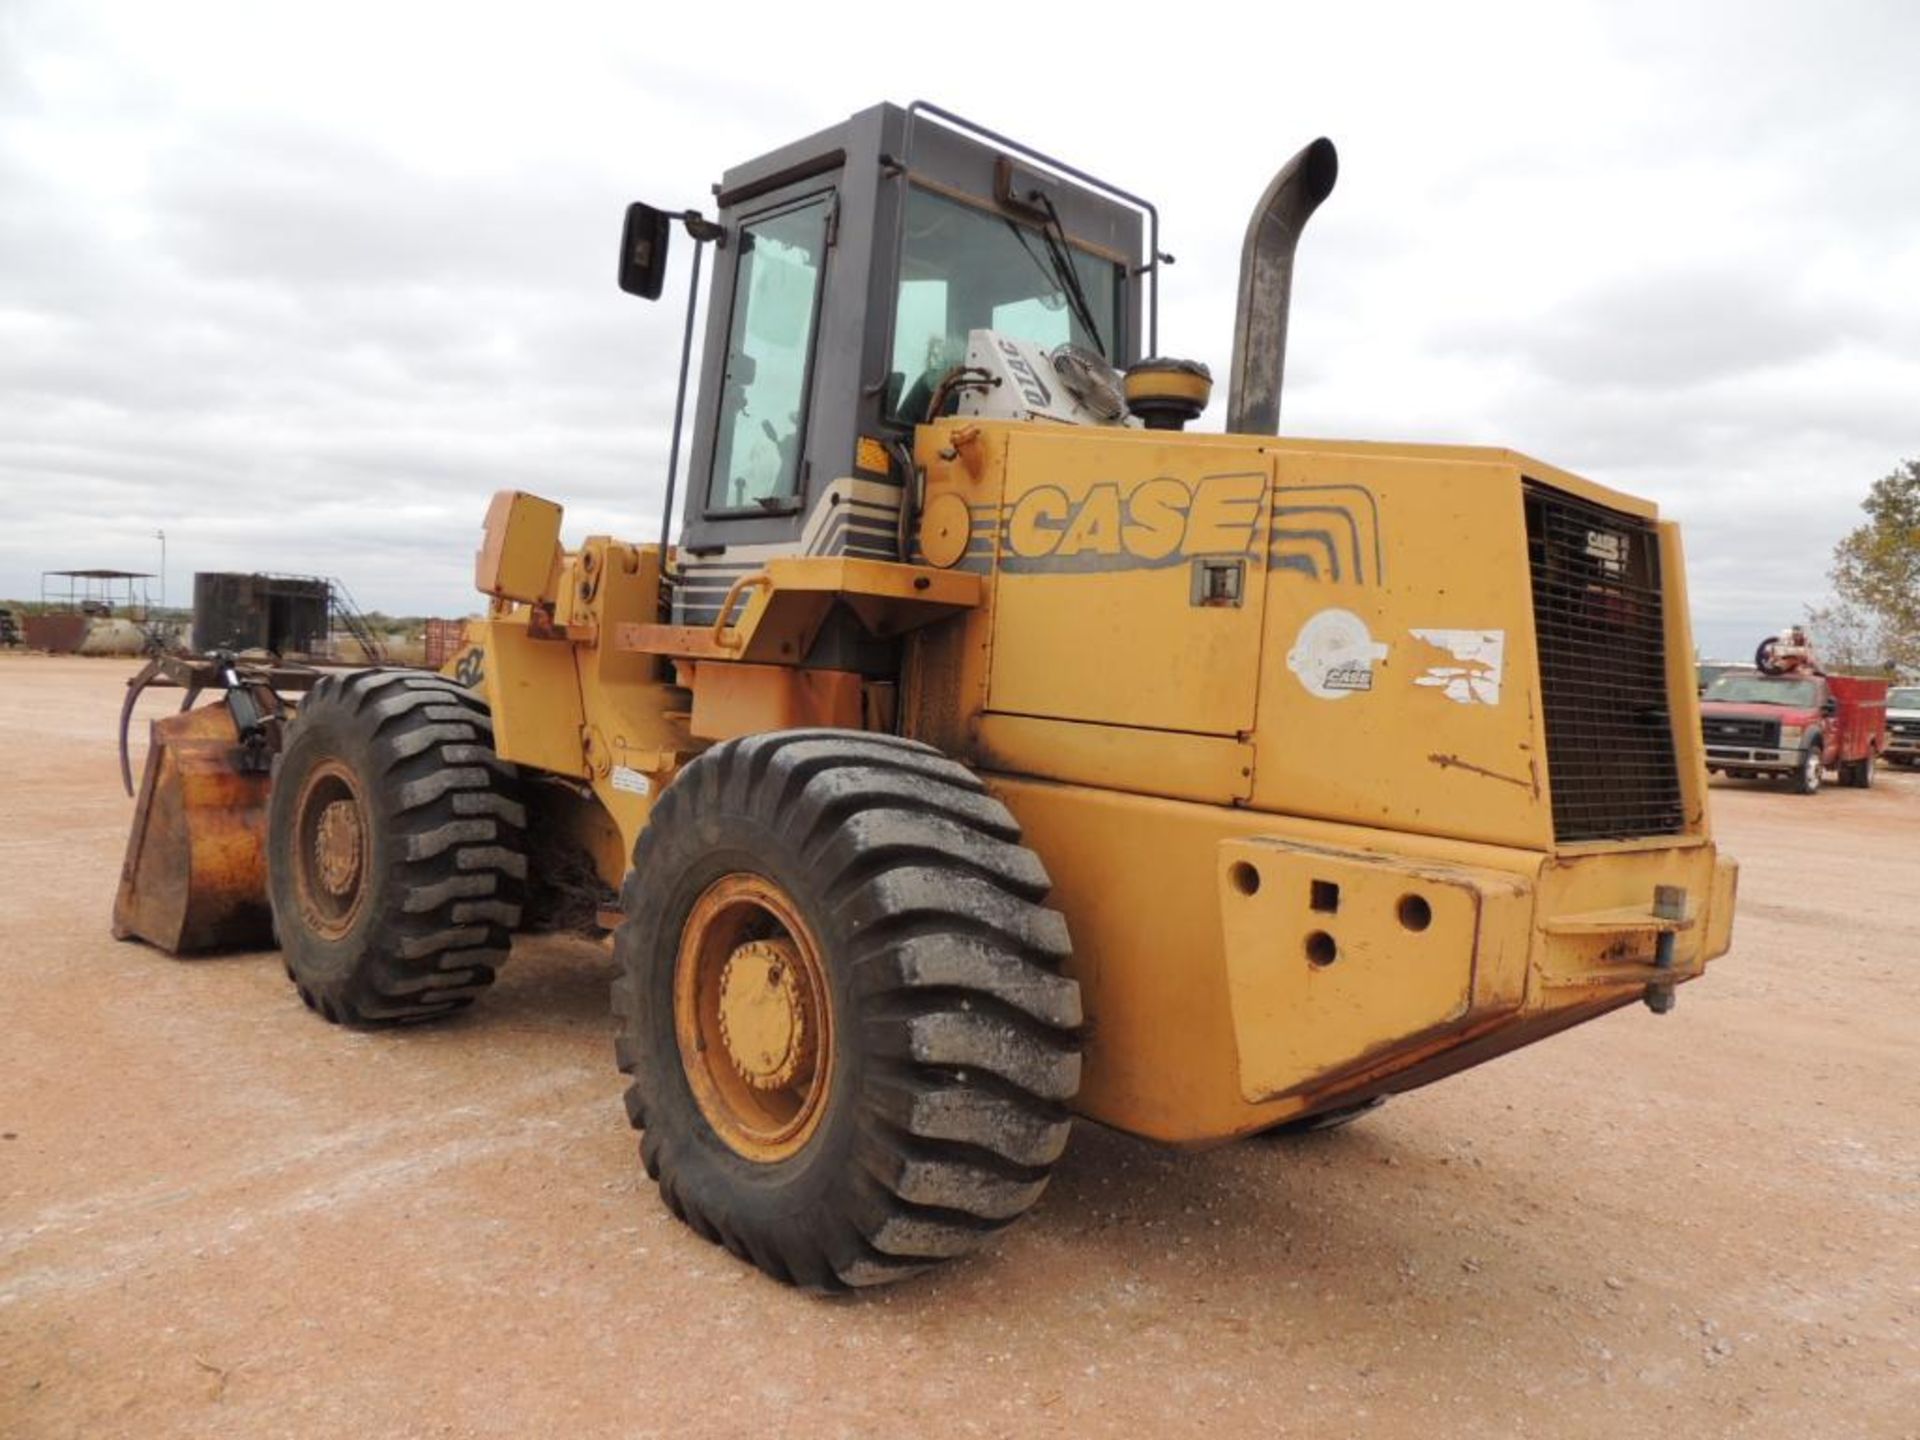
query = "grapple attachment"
(113, 653, 302, 955)
(114, 700, 277, 953)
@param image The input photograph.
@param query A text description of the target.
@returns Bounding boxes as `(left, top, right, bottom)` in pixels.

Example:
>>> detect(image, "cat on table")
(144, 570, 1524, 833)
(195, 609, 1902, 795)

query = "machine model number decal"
(1411, 628, 1505, 706)
(1287, 608, 1388, 700)
(610, 766, 652, 797)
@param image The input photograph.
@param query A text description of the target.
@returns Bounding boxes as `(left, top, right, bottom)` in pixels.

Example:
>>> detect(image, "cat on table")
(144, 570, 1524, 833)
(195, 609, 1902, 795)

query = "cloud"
(1, 0, 1917, 644)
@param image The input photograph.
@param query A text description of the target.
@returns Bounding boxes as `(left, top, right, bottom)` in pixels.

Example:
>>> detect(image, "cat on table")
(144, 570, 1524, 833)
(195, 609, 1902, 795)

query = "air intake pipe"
(1226, 137, 1338, 435)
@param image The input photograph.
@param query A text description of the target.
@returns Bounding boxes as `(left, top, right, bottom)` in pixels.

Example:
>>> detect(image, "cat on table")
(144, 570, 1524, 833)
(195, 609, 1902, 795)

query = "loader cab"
(650, 103, 1150, 625)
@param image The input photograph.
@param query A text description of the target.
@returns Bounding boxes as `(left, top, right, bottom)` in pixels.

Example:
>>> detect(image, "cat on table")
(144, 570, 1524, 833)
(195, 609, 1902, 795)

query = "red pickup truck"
(1700, 671, 1889, 794)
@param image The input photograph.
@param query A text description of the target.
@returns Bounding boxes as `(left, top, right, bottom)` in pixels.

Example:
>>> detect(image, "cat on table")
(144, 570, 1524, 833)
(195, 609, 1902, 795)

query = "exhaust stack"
(1227, 137, 1338, 435)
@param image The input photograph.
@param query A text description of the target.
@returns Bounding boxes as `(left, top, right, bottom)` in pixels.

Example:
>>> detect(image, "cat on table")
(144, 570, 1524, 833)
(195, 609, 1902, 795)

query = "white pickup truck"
(1888, 685, 1920, 767)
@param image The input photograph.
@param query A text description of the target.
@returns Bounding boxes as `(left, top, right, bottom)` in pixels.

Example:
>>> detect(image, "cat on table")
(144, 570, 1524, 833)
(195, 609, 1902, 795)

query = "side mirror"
(617, 202, 672, 300)
(1822, 696, 1839, 716)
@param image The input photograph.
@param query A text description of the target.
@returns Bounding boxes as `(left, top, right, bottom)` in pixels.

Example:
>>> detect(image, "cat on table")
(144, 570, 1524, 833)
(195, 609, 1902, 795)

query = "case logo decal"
(1000, 472, 1268, 572)
(980, 475, 1383, 583)
(1288, 608, 1389, 700)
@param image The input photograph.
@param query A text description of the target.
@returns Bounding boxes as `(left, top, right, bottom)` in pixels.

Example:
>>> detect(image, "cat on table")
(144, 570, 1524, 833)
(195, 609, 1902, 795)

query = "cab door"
(702, 191, 836, 519)
(673, 178, 842, 626)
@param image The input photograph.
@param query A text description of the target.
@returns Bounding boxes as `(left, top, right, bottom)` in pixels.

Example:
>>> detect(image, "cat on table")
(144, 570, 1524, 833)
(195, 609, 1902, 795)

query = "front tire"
(1791, 741, 1824, 795)
(611, 729, 1083, 1290)
(267, 670, 527, 1024)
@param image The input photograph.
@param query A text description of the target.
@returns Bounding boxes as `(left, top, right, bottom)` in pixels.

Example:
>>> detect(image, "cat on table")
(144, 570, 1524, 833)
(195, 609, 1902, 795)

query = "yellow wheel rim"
(673, 873, 835, 1163)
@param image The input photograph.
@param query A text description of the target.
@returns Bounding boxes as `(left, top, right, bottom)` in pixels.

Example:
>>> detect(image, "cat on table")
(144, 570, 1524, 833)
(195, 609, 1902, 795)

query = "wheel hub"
(716, 938, 814, 1091)
(313, 798, 364, 898)
(291, 761, 372, 940)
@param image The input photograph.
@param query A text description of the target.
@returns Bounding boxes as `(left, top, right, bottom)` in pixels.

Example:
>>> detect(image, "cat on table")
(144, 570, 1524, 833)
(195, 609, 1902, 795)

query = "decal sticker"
(997, 472, 1269, 574)
(968, 474, 1387, 583)
(451, 647, 485, 689)
(610, 765, 652, 797)
(996, 336, 1055, 409)
(1287, 608, 1388, 700)
(1269, 483, 1384, 586)
(1411, 628, 1505, 706)
(1583, 528, 1630, 577)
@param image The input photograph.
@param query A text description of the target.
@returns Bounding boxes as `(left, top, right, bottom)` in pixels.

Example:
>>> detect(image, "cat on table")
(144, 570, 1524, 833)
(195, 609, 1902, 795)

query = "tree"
(1830, 458, 1920, 674)
(1803, 599, 1886, 673)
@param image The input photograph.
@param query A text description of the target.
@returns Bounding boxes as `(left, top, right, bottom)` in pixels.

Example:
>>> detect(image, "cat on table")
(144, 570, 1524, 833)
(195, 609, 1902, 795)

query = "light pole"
(154, 529, 166, 612)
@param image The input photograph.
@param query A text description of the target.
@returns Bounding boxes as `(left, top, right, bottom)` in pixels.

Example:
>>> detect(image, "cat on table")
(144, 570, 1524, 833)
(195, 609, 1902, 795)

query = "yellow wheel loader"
(115, 102, 1738, 1291)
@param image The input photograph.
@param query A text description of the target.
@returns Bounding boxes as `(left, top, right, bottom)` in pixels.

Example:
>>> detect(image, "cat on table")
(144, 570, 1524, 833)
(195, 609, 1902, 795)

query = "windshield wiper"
(1035, 194, 1106, 358)
(1003, 206, 1106, 359)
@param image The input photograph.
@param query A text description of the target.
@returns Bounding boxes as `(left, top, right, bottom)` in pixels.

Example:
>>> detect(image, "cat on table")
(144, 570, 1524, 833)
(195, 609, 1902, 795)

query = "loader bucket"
(113, 701, 275, 953)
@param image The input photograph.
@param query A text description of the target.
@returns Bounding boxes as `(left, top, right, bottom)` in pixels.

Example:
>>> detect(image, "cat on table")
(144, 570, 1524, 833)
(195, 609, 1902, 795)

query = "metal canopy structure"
(40, 569, 155, 619)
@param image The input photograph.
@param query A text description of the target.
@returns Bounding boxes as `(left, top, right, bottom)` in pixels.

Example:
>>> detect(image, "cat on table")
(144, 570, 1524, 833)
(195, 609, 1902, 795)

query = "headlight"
(1780, 724, 1804, 747)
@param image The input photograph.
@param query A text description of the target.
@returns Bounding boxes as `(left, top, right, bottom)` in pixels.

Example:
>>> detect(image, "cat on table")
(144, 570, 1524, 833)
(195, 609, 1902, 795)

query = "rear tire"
(267, 670, 527, 1024)
(1839, 753, 1877, 788)
(612, 729, 1083, 1291)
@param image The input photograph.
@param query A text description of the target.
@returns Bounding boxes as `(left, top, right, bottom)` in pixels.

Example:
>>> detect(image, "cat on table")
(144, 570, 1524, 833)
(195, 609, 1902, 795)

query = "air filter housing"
(1124, 357, 1213, 430)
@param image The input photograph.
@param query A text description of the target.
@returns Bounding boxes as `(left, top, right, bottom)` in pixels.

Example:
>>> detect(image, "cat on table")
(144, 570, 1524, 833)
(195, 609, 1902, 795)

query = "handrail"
(709, 572, 771, 650)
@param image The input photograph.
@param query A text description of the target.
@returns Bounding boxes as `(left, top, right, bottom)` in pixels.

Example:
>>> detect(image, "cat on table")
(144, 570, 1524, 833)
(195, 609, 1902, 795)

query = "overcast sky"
(3, 0, 1916, 657)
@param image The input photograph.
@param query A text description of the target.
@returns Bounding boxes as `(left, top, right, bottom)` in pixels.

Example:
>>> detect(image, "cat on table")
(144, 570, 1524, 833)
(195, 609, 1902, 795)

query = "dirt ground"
(1, 653, 1914, 1439)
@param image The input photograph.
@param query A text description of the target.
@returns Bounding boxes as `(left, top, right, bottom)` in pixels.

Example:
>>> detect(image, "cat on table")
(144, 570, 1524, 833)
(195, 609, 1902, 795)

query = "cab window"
(889, 185, 1122, 424)
(707, 194, 832, 511)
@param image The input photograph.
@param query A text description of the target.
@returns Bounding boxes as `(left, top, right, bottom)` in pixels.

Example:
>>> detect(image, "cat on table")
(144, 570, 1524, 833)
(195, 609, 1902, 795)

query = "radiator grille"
(1525, 484, 1686, 843)
(1702, 715, 1779, 747)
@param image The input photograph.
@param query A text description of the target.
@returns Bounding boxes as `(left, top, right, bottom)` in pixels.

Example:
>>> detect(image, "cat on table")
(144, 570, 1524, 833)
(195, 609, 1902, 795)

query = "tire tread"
(270, 668, 527, 1025)
(611, 728, 1081, 1291)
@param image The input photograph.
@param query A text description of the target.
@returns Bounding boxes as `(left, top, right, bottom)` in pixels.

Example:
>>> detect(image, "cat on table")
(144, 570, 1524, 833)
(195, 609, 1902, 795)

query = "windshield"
(1705, 675, 1821, 707)
(1890, 687, 1920, 709)
(889, 185, 1122, 424)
